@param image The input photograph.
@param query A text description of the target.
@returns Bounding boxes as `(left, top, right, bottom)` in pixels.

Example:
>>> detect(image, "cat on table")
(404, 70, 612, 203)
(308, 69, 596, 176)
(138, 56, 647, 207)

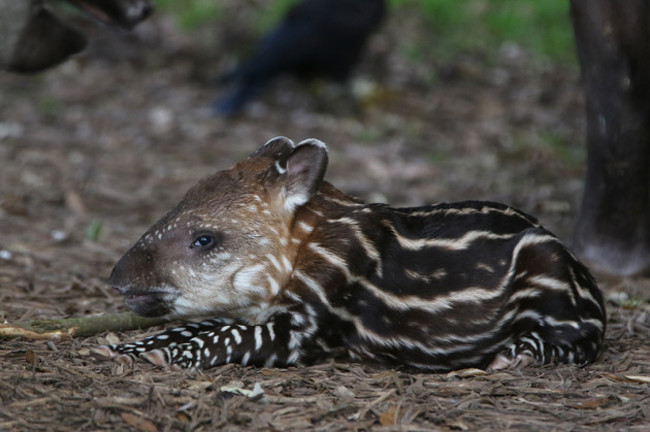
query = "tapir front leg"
(93, 311, 313, 369)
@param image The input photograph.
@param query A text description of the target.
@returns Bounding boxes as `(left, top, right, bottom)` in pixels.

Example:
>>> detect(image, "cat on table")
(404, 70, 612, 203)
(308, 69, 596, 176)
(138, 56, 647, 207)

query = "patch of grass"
(38, 96, 61, 116)
(85, 220, 103, 241)
(390, 0, 576, 65)
(152, 0, 575, 64)
(483, 1, 575, 63)
(155, 0, 222, 31)
(153, 0, 295, 35)
(538, 132, 583, 170)
(254, 0, 296, 33)
(426, 150, 451, 164)
(500, 131, 583, 173)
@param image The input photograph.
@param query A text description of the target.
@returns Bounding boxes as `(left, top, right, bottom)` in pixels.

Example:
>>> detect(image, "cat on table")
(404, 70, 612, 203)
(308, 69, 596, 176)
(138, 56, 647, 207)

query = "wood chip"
(379, 406, 397, 426)
(566, 397, 610, 409)
(623, 375, 650, 384)
(121, 413, 158, 432)
(446, 368, 488, 378)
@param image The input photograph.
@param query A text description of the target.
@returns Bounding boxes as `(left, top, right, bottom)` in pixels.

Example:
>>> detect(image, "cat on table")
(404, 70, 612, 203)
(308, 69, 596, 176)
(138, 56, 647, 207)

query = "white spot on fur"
(266, 323, 275, 341)
(264, 354, 277, 367)
(282, 188, 309, 213)
(281, 256, 292, 272)
(267, 275, 280, 296)
(231, 329, 242, 345)
(287, 350, 300, 364)
(266, 254, 282, 272)
(191, 337, 205, 348)
(291, 314, 305, 325)
(233, 264, 266, 294)
(289, 332, 301, 350)
(225, 344, 232, 363)
(254, 326, 263, 351)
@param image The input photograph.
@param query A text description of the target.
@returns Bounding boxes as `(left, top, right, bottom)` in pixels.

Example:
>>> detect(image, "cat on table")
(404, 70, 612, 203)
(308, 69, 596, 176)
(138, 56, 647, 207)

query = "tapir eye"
(190, 233, 219, 250)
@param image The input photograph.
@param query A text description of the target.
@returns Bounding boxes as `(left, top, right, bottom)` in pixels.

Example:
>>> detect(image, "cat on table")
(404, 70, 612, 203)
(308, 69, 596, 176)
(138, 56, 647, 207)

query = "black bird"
(213, 0, 386, 115)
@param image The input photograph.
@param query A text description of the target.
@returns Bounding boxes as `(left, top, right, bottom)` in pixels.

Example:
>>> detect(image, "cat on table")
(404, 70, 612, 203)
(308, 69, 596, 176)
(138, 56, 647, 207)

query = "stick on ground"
(0, 312, 169, 340)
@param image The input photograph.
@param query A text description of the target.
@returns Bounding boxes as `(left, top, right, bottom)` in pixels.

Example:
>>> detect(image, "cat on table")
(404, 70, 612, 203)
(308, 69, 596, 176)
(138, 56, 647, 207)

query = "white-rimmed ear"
(250, 136, 295, 161)
(280, 139, 328, 212)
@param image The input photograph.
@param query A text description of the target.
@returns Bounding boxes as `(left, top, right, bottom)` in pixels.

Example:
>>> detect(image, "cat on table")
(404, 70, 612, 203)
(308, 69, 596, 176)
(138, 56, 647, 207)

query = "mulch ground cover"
(1, 6, 648, 431)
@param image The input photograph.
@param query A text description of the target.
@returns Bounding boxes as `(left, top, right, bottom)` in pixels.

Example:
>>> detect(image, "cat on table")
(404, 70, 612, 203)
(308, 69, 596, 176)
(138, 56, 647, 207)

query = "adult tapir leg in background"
(0, 0, 153, 74)
(570, 0, 650, 277)
(0, 1, 87, 74)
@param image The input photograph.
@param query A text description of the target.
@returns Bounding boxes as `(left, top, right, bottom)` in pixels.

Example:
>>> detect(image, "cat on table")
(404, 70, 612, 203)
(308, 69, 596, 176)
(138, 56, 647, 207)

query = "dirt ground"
(1, 6, 649, 431)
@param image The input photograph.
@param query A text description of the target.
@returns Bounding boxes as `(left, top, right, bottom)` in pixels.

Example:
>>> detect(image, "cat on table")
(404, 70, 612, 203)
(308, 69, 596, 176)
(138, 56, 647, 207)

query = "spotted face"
(109, 137, 328, 321)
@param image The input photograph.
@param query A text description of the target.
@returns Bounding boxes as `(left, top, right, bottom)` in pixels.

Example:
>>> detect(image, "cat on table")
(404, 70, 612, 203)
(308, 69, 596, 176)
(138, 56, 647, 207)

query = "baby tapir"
(93, 137, 606, 371)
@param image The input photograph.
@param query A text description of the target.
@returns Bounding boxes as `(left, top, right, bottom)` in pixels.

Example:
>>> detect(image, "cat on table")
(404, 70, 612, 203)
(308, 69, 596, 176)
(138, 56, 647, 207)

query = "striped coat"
(96, 137, 606, 371)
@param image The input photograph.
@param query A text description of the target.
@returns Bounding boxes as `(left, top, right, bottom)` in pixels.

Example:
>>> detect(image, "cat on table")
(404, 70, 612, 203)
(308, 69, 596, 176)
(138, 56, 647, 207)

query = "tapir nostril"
(111, 283, 129, 295)
(108, 254, 135, 293)
(107, 267, 128, 294)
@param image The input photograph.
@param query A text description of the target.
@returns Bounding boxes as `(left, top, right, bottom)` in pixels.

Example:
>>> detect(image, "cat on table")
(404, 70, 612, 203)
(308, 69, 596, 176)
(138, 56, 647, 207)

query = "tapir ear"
(278, 139, 328, 212)
(250, 136, 295, 160)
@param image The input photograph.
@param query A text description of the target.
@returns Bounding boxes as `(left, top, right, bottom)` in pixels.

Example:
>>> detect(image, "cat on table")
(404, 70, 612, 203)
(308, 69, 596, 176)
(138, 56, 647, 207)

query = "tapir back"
(291, 196, 605, 370)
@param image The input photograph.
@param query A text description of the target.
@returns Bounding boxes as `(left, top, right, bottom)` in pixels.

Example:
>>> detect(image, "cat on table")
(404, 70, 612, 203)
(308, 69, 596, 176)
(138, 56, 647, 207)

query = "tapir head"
(109, 137, 329, 321)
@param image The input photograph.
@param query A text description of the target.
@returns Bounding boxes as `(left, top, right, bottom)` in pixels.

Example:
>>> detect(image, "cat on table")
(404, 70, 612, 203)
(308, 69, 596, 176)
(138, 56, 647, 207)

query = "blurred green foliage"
(85, 220, 103, 241)
(38, 95, 61, 116)
(538, 132, 583, 169)
(253, 0, 296, 32)
(391, 0, 575, 65)
(155, 0, 222, 30)
(154, 0, 575, 64)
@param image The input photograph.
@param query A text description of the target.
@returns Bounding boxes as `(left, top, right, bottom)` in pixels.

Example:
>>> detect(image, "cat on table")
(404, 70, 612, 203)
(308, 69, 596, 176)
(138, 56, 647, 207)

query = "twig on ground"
(0, 312, 168, 340)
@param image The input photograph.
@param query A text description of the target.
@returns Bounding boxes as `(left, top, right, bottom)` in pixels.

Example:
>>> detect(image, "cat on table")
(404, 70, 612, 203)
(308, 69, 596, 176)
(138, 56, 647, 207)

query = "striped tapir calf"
(92, 137, 606, 371)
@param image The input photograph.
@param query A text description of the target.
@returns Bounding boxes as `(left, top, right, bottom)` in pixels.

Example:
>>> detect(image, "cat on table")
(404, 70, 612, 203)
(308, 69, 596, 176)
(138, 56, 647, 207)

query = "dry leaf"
(186, 380, 213, 392)
(333, 385, 355, 398)
(104, 332, 121, 345)
(121, 412, 158, 432)
(25, 349, 36, 365)
(446, 368, 487, 378)
(379, 406, 396, 426)
(370, 370, 396, 380)
(175, 412, 190, 422)
(567, 397, 609, 409)
(623, 375, 650, 384)
(604, 374, 650, 384)
(220, 382, 265, 399)
(602, 373, 629, 383)
(447, 418, 469, 431)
